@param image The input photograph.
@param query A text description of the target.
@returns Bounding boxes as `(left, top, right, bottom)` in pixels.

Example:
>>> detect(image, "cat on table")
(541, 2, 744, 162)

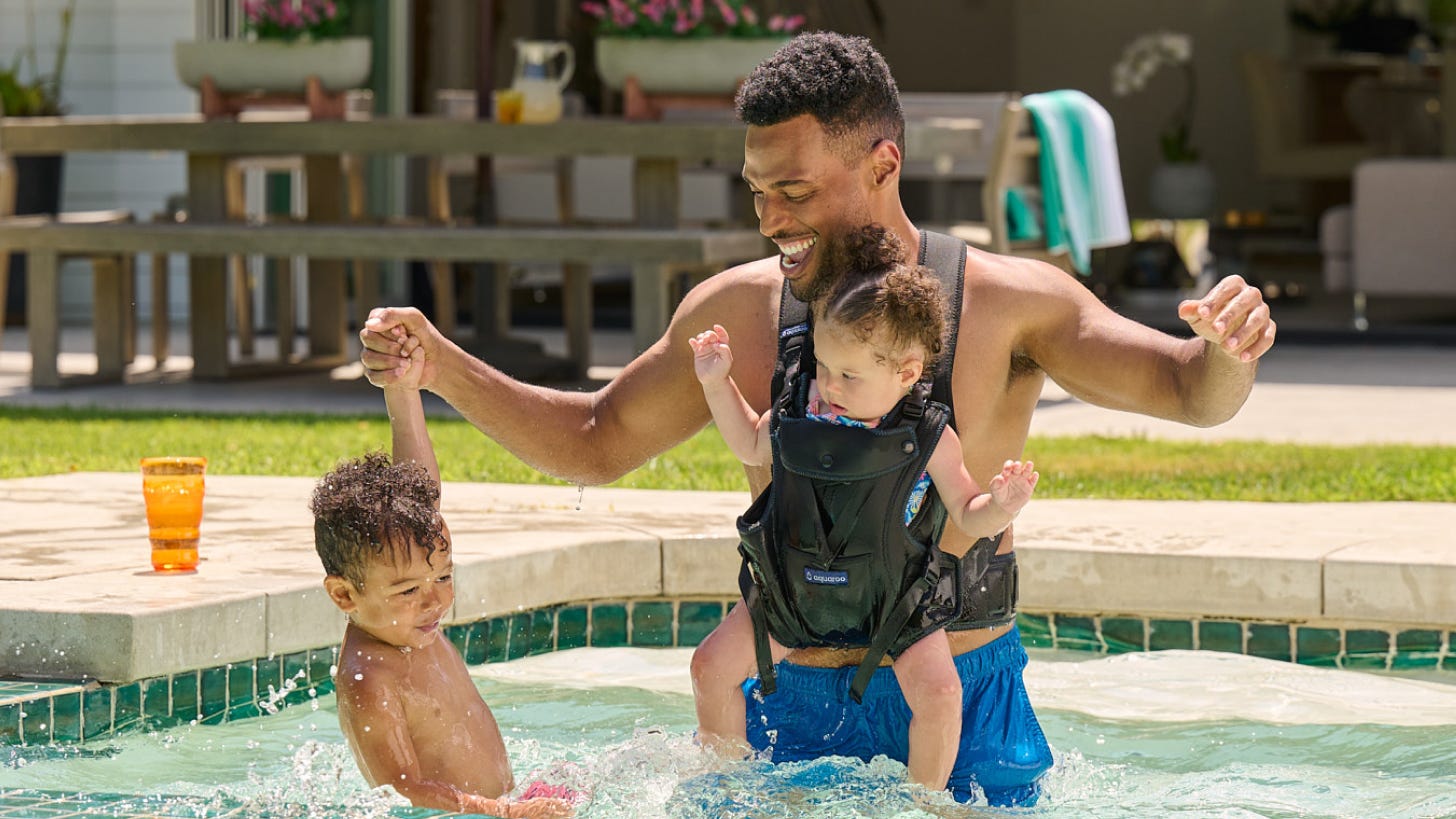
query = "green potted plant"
(1, 0, 76, 325)
(584, 0, 807, 95)
(173, 0, 371, 96)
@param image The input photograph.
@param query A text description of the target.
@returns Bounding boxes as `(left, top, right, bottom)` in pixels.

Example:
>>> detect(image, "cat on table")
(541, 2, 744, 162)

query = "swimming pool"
(3, 646, 1453, 818)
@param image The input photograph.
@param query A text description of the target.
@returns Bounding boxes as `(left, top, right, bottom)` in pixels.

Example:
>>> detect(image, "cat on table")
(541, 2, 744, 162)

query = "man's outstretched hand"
(360, 307, 444, 389)
(1177, 275, 1276, 363)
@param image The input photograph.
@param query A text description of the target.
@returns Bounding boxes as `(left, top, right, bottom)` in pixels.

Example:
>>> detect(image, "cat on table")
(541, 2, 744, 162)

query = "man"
(360, 32, 1275, 807)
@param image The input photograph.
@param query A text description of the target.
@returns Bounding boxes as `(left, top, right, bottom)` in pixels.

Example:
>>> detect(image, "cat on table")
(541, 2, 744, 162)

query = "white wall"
(1, 0, 195, 323)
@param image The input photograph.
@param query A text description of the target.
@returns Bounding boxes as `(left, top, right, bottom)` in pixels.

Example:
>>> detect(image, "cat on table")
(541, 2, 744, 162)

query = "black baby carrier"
(737, 230, 1018, 703)
(737, 345, 963, 703)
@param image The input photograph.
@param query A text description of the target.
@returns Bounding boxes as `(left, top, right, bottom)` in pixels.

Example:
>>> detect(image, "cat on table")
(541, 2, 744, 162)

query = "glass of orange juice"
(140, 456, 207, 573)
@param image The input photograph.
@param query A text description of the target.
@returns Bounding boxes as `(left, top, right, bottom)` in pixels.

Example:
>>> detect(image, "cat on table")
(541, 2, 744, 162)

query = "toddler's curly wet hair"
(735, 31, 904, 162)
(816, 225, 947, 368)
(310, 451, 445, 587)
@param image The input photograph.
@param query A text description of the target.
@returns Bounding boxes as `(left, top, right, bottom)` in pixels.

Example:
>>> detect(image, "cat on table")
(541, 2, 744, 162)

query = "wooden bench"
(0, 218, 767, 387)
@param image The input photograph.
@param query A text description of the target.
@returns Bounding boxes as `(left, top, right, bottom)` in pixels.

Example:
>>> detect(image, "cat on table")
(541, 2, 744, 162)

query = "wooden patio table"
(0, 113, 982, 381)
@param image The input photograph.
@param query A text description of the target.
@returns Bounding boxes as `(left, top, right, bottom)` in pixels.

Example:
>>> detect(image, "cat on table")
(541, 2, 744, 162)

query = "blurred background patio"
(1, 0, 1453, 392)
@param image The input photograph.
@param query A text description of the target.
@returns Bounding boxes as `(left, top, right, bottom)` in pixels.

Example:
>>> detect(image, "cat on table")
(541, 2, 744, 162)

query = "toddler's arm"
(925, 426, 1038, 546)
(688, 324, 772, 466)
(383, 328, 441, 494)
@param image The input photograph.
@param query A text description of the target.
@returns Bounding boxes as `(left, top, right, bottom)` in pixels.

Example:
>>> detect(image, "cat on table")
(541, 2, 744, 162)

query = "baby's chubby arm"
(925, 426, 1039, 548)
(688, 324, 772, 466)
(337, 674, 572, 818)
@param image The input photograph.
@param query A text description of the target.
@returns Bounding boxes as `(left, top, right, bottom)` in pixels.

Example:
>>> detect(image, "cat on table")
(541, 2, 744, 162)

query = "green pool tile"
(531, 608, 556, 655)
(227, 663, 254, 709)
(1295, 626, 1341, 667)
(1395, 629, 1441, 653)
(1343, 629, 1391, 670)
(486, 617, 509, 663)
(1016, 613, 1052, 648)
(113, 683, 142, 734)
(1387, 629, 1443, 670)
(1148, 619, 1194, 651)
(631, 601, 675, 647)
(463, 620, 489, 666)
(255, 656, 283, 700)
(507, 612, 533, 661)
(308, 646, 337, 686)
(446, 624, 471, 658)
(49, 692, 81, 744)
(556, 606, 589, 650)
(1101, 617, 1146, 653)
(0, 703, 19, 744)
(677, 601, 724, 647)
(591, 603, 629, 647)
(1247, 623, 1292, 661)
(18, 699, 48, 744)
(171, 672, 201, 723)
(200, 666, 228, 725)
(141, 677, 171, 725)
(82, 687, 112, 740)
(1053, 615, 1100, 651)
(1198, 620, 1244, 654)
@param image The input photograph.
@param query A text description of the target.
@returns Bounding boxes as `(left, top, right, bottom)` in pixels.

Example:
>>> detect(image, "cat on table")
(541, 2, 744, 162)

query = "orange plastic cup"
(140, 457, 207, 572)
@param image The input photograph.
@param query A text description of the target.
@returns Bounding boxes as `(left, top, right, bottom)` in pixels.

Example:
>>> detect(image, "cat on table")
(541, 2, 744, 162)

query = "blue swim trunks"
(743, 625, 1052, 807)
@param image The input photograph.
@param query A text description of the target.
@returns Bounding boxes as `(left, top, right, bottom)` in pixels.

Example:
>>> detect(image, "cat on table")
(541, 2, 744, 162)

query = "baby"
(310, 333, 575, 819)
(688, 225, 1038, 793)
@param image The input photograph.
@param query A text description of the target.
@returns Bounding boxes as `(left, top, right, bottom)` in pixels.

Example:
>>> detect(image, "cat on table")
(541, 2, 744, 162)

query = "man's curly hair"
(815, 224, 947, 368)
(735, 31, 904, 163)
(310, 451, 446, 587)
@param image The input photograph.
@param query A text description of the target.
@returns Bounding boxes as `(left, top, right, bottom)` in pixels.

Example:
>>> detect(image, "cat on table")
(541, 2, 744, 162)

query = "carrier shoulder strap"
(916, 230, 967, 423)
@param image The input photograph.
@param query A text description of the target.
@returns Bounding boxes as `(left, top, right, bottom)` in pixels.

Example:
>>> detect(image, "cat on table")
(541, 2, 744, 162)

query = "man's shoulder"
(676, 255, 782, 325)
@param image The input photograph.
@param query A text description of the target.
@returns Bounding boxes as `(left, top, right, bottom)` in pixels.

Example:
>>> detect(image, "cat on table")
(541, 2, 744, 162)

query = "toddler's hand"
(386, 326, 427, 391)
(688, 324, 734, 385)
(989, 459, 1038, 518)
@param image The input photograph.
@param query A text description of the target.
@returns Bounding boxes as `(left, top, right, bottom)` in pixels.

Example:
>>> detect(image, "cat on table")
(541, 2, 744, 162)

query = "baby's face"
(812, 319, 922, 423)
(348, 532, 455, 651)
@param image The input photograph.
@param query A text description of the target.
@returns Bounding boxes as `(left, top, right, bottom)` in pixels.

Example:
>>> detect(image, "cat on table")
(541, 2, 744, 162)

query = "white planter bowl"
(174, 37, 372, 94)
(594, 37, 786, 95)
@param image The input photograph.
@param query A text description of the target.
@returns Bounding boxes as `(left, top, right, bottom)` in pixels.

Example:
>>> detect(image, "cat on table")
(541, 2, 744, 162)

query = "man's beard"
(786, 232, 850, 304)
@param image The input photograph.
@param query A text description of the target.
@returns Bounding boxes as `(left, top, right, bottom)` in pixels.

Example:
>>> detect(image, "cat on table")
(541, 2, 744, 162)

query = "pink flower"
(580, 0, 607, 17)
(740, 5, 757, 25)
(713, 0, 737, 27)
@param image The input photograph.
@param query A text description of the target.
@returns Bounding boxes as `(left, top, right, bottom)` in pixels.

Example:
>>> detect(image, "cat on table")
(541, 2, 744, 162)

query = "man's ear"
(324, 575, 360, 614)
(898, 356, 924, 390)
(868, 138, 902, 189)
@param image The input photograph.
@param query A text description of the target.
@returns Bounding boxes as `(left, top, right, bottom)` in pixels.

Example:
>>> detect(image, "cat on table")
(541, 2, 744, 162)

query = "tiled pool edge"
(3, 600, 1453, 748)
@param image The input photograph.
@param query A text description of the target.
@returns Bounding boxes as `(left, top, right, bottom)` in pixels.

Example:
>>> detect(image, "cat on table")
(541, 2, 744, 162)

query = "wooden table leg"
(187, 153, 231, 379)
(25, 250, 60, 388)
(304, 154, 347, 361)
(632, 157, 681, 354)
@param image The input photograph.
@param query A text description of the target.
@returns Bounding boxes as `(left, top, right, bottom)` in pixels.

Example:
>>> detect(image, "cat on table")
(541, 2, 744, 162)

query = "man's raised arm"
(1021, 265, 1274, 428)
(358, 265, 778, 485)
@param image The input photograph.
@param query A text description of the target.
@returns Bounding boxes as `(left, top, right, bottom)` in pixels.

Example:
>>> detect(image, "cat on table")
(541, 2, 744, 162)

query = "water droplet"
(353, 673, 364, 681)
(363, 725, 370, 732)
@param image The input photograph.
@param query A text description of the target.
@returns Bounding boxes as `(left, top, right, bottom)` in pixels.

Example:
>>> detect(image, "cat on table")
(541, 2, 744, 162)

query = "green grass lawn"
(1, 406, 1452, 501)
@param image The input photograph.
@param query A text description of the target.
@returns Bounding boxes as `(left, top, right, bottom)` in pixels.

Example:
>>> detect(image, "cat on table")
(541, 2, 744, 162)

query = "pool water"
(2, 647, 1454, 819)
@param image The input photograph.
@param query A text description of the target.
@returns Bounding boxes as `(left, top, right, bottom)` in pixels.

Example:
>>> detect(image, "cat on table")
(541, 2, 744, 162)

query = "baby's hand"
(503, 796, 575, 818)
(988, 459, 1038, 518)
(688, 324, 734, 385)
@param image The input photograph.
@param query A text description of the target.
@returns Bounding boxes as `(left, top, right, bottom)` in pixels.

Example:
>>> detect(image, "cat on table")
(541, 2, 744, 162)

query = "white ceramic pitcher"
(512, 40, 575, 124)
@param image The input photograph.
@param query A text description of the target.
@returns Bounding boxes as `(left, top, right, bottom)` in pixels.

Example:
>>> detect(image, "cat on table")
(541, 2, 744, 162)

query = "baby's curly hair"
(816, 225, 947, 368)
(735, 31, 904, 163)
(310, 451, 446, 587)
